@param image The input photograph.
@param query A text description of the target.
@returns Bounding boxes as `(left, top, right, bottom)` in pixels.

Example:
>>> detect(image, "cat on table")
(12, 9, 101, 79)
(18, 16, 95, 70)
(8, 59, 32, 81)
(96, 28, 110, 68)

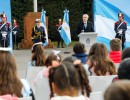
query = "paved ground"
(13, 47, 73, 79)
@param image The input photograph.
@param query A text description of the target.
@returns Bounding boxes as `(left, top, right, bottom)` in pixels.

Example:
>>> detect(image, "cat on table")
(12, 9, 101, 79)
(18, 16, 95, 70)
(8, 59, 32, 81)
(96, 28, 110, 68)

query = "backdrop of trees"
(11, 0, 93, 41)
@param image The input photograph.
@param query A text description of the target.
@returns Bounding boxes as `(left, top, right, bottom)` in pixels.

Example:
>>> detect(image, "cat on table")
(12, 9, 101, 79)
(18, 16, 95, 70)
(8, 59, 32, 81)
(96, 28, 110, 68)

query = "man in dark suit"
(76, 14, 94, 34)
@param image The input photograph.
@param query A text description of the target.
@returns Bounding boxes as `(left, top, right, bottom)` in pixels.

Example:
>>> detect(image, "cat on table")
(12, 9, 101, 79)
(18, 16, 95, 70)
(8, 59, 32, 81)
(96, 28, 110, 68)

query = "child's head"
(45, 53, 61, 67)
(73, 42, 86, 54)
(63, 56, 81, 64)
(104, 80, 130, 100)
(118, 58, 130, 80)
(110, 38, 121, 51)
(49, 61, 91, 98)
(88, 43, 108, 59)
(31, 43, 46, 66)
(122, 47, 130, 60)
(87, 55, 116, 76)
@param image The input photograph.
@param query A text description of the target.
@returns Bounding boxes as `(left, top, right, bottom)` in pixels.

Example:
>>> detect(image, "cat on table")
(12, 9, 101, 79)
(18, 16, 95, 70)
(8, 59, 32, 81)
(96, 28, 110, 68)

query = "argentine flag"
(94, 0, 130, 50)
(40, 9, 48, 47)
(61, 9, 71, 46)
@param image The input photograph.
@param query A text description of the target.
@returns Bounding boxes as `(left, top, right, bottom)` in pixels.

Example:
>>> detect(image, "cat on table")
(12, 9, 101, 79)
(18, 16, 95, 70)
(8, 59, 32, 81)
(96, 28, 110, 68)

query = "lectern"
(78, 32, 97, 54)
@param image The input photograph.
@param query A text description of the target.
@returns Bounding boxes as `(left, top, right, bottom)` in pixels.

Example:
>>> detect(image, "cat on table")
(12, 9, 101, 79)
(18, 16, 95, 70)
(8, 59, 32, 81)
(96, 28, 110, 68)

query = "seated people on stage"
(76, 13, 94, 35)
(49, 62, 91, 99)
(109, 38, 122, 63)
(87, 43, 116, 76)
(114, 12, 127, 50)
(72, 42, 87, 64)
(12, 19, 20, 49)
(31, 19, 46, 44)
(0, 12, 10, 47)
(104, 80, 130, 100)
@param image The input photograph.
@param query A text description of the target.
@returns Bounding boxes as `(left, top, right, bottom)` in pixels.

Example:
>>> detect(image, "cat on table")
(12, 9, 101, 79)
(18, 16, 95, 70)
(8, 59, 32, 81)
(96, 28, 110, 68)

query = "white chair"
(90, 92, 103, 100)
(26, 67, 44, 94)
(35, 77, 50, 100)
(18, 97, 32, 100)
(88, 75, 117, 92)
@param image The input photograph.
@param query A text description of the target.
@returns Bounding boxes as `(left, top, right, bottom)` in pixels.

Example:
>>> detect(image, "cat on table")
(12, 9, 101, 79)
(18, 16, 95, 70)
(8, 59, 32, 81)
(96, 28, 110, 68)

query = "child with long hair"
(27, 42, 46, 66)
(87, 55, 116, 76)
(0, 50, 35, 100)
(49, 61, 91, 100)
(34, 52, 61, 100)
(87, 43, 117, 75)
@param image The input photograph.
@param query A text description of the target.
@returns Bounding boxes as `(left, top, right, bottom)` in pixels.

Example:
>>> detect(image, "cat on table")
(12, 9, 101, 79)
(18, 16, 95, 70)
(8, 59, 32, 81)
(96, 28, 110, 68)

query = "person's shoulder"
(123, 21, 127, 24)
(87, 21, 93, 25)
(40, 26, 44, 29)
(16, 25, 19, 27)
(6, 22, 10, 27)
(78, 21, 83, 24)
(115, 21, 119, 25)
(88, 21, 92, 24)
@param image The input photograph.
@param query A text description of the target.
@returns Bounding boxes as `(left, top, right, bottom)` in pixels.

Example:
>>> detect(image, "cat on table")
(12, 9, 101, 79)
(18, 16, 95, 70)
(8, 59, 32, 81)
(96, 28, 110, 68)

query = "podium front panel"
(79, 32, 97, 54)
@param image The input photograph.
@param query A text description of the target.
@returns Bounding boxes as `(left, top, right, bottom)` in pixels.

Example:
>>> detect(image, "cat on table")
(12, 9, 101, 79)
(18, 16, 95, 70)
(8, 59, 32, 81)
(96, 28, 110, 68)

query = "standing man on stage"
(76, 13, 94, 35)
(56, 18, 64, 48)
(31, 19, 46, 44)
(114, 12, 127, 50)
(12, 19, 20, 49)
(0, 12, 10, 47)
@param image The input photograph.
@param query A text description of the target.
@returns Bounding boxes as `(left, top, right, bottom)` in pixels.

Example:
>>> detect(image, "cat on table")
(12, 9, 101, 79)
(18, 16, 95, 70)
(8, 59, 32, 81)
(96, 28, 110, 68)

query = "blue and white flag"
(61, 9, 71, 46)
(40, 9, 48, 47)
(94, 0, 130, 50)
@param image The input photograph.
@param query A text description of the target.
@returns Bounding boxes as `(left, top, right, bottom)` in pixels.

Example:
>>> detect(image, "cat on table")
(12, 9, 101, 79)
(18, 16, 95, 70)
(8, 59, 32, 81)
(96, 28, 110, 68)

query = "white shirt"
(51, 95, 90, 100)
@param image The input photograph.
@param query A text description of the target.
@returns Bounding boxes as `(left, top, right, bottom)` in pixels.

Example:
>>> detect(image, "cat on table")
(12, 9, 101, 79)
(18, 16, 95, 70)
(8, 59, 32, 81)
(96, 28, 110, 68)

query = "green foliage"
(11, 0, 93, 40)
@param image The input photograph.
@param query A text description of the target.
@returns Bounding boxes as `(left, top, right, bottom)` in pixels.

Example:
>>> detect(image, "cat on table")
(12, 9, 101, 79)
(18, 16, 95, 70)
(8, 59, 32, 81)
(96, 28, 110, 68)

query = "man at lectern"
(114, 12, 127, 50)
(0, 12, 10, 47)
(76, 13, 94, 35)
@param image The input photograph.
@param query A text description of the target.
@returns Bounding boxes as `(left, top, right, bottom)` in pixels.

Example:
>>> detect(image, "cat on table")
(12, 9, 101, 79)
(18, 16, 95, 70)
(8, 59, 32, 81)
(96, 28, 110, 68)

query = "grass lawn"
(52, 41, 78, 47)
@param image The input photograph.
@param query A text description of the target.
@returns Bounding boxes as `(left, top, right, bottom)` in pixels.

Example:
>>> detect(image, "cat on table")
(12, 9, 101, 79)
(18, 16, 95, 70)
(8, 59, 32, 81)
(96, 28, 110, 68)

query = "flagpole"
(33, 0, 37, 12)
(60, 8, 71, 54)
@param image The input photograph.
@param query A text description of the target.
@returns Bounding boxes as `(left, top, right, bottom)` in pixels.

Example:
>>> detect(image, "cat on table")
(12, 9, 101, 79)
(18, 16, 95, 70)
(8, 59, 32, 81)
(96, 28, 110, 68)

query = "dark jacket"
(72, 53, 88, 64)
(31, 26, 46, 43)
(114, 21, 127, 40)
(76, 21, 94, 34)
(0, 22, 10, 47)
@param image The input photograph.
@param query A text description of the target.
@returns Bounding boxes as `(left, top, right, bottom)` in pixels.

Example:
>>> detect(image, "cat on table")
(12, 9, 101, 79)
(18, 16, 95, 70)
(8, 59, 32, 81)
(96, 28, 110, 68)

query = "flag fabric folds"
(60, 9, 71, 46)
(94, 0, 130, 50)
(40, 9, 48, 47)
